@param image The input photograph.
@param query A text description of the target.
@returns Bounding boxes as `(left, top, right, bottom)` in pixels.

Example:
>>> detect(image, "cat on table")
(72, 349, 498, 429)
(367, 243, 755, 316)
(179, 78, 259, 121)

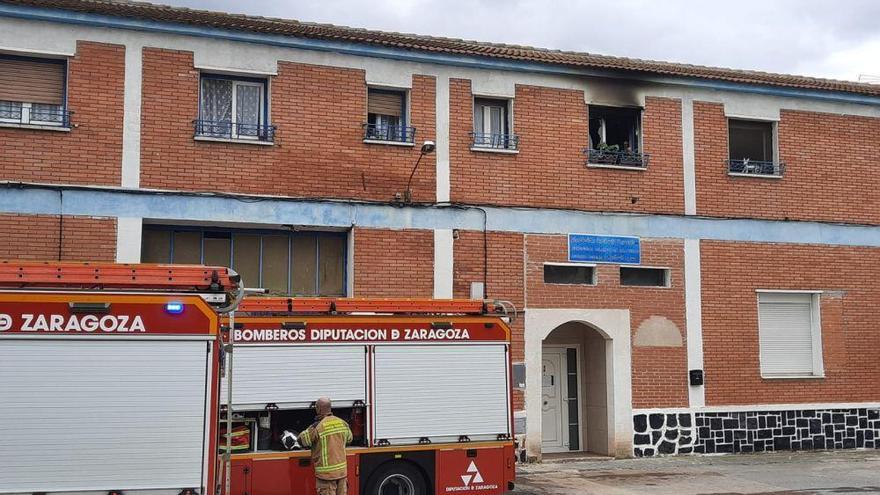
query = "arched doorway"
(523, 309, 633, 460)
(541, 321, 608, 454)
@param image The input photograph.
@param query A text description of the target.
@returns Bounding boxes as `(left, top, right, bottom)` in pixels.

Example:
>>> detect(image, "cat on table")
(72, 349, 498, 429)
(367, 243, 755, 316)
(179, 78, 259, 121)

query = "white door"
(541, 349, 566, 452)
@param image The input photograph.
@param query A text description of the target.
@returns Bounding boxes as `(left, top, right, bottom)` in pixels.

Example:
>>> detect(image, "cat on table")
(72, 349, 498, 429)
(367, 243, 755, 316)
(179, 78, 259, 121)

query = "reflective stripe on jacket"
(299, 414, 352, 480)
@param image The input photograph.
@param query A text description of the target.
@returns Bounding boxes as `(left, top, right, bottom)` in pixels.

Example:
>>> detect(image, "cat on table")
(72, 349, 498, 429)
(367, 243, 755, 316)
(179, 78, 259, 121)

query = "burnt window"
(543, 263, 595, 285)
(587, 105, 646, 168)
(728, 119, 782, 176)
(620, 267, 669, 287)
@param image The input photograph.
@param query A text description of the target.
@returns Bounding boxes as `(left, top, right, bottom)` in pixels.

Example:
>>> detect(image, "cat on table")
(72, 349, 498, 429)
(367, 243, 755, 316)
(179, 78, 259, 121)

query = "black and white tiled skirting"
(633, 408, 880, 457)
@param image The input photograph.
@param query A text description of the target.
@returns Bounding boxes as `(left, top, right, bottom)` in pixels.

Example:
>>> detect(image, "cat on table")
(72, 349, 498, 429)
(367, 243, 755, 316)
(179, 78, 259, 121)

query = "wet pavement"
(511, 450, 880, 494)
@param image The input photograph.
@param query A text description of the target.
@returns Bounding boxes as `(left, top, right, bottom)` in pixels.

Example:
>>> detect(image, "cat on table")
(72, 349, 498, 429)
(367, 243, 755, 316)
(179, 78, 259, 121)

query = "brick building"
(1, 0, 879, 460)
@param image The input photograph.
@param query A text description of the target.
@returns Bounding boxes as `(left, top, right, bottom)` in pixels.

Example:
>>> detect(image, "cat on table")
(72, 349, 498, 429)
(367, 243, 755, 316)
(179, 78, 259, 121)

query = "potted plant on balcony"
(590, 142, 620, 165)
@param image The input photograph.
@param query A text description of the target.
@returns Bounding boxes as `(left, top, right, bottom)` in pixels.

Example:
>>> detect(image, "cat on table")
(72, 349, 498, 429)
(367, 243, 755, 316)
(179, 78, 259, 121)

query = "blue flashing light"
(165, 302, 185, 314)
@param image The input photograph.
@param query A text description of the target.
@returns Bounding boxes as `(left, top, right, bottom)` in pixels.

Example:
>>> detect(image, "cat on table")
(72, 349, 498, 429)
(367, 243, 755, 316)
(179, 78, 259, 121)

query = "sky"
(161, 0, 880, 82)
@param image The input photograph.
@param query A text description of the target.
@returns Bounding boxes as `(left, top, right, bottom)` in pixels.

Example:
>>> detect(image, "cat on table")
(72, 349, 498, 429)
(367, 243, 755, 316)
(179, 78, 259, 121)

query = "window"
(0, 55, 68, 127)
(364, 88, 413, 143)
(543, 263, 595, 285)
(472, 97, 518, 150)
(196, 74, 273, 142)
(141, 227, 346, 296)
(587, 105, 645, 168)
(757, 292, 823, 378)
(728, 119, 782, 176)
(620, 267, 669, 287)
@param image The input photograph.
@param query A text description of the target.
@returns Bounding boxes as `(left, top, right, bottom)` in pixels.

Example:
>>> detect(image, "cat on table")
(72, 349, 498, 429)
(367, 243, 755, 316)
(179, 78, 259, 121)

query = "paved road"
(511, 450, 880, 494)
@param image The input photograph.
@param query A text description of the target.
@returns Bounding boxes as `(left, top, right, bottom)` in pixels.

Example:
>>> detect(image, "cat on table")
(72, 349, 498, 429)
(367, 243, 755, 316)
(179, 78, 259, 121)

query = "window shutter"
(0, 58, 65, 105)
(758, 293, 816, 376)
(368, 91, 402, 117)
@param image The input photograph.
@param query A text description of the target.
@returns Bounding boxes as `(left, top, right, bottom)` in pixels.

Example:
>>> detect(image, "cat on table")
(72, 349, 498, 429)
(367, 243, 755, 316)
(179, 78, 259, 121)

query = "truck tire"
(364, 461, 429, 495)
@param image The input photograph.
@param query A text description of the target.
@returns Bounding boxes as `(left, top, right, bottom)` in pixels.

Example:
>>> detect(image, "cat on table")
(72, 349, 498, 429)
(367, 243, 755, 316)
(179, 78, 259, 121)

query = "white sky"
(161, 0, 880, 82)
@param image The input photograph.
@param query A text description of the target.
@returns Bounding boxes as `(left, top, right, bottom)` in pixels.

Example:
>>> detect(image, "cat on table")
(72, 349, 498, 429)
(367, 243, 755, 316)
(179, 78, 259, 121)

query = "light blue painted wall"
(3, 185, 880, 248)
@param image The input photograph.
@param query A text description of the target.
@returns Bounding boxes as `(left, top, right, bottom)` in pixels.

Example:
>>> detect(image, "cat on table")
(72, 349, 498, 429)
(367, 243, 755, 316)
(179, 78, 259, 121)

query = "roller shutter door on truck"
(373, 344, 510, 444)
(221, 345, 366, 410)
(0, 339, 210, 494)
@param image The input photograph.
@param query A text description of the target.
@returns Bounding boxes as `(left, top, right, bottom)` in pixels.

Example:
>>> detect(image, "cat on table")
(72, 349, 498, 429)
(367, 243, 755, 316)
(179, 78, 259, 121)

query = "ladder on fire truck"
(0, 260, 243, 310)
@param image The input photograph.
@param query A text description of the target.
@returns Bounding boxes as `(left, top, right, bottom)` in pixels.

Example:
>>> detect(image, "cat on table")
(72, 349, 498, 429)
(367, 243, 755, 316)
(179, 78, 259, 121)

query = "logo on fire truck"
(445, 461, 498, 492)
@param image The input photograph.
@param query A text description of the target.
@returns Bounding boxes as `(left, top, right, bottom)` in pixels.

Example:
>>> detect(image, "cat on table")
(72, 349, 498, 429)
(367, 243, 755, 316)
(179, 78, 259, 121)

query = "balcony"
(727, 159, 784, 178)
(471, 132, 519, 152)
(362, 123, 416, 144)
(585, 148, 649, 169)
(193, 119, 275, 143)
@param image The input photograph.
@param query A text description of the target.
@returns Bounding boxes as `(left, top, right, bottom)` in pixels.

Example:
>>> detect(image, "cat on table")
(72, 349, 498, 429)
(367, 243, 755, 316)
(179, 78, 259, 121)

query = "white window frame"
(473, 97, 514, 149)
(230, 80, 265, 140)
(756, 290, 824, 379)
(543, 262, 597, 286)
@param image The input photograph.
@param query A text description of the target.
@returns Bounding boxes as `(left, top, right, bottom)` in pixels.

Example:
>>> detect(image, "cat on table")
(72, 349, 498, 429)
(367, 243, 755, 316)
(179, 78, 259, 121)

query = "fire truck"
(219, 297, 517, 495)
(0, 261, 242, 495)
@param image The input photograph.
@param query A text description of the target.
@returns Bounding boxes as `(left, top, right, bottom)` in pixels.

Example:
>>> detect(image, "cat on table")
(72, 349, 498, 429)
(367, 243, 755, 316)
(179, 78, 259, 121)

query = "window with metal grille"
(620, 267, 669, 287)
(141, 227, 346, 296)
(365, 88, 413, 143)
(587, 105, 646, 168)
(0, 54, 68, 127)
(196, 74, 273, 141)
(473, 97, 518, 150)
(543, 263, 595, 285)
(757, 292, 823, 378)
(728, 119, 782, 176)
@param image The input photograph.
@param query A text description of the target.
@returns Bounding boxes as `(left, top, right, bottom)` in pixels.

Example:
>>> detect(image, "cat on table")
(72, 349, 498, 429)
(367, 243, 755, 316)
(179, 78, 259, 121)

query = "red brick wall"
(453, 230, 526, 409)
(0, 213, 116, 261)
(695, 102, 880, 224)
(700, 240, 880, 405)
(0, 42, 124, 185)
(140, 48, 436, 201)
(352, 228, 433, 297)
(525, 235, 688, 408)
(449, 79, 684, 214)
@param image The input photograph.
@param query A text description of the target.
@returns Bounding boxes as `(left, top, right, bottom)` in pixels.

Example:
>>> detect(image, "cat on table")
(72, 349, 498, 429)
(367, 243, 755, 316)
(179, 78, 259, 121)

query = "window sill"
(470, 147, 519, 154)
(761, 374, 825, 380)
(0, 122, 70, 132)
(728, 172, 783, 179)
(363, 139, 415, 147)
(194, 135, 274, 146)
(587, 163, 646, 171)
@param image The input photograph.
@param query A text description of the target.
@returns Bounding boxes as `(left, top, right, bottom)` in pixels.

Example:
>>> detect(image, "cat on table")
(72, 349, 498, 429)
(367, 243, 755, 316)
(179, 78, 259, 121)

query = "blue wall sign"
(568, 234, 641, 264)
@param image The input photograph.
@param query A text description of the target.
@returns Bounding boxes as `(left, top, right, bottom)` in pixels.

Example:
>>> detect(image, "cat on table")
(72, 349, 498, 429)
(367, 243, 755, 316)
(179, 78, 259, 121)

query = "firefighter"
(299, 397, 353, 495)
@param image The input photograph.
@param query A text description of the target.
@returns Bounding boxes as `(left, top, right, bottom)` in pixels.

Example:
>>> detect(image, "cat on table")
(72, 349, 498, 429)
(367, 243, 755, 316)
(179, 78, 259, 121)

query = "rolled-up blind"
(0, 58, 65, 105)
(368, 90, 402, 117)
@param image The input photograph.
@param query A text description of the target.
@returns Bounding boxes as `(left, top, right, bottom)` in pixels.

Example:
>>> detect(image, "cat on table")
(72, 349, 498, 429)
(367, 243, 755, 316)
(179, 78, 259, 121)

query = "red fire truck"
(219, 297, 517, 495)
(0, 261, 241, 495)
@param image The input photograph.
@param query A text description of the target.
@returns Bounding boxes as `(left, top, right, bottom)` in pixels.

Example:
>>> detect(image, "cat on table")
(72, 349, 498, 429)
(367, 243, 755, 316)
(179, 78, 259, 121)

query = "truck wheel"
(365, 461, 428, 495)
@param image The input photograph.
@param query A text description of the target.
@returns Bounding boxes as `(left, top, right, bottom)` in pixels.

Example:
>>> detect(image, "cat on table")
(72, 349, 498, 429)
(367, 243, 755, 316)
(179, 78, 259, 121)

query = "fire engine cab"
(220, 297, 517, 495)
(0, 261, 241, 495)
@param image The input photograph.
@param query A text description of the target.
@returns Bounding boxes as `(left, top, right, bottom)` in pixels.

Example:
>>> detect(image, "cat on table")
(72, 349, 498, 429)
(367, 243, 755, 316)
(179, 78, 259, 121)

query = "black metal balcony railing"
(193, 119, 276, 142)
(362, 123, 416, 143)
(586, 148, 649, 169)
(0, 106, 71, 127)
(471, 132, 519, 150)
(727, 159, 784, 177)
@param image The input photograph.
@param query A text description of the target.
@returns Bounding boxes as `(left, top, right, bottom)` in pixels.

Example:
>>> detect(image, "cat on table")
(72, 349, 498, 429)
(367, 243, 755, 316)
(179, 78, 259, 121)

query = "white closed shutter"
(758, 292, 821, 377)
(374, 345, 510, 444)
(0, 339, 209, 493)
(221, 345, 366, 410)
